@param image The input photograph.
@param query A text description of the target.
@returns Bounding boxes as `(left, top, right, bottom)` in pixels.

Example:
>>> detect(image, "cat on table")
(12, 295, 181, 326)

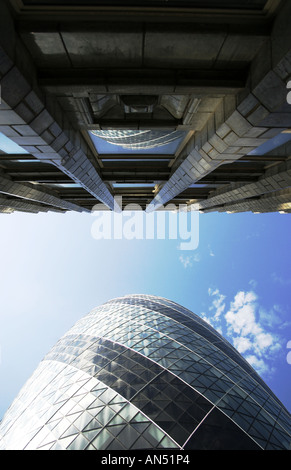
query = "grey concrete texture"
(0, 0, 290, 214)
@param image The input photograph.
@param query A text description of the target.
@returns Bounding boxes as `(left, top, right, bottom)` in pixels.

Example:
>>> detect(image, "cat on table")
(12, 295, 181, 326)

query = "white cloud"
(233, 336, 252, 354)
(256, 332, 273, 350)
(230, 290, 257, 310)
(204, 288, 226, 331)
(179, 252, 200, 268)
(208, 287, 219, 296)
(179, 255, 192, 268)
(200, 312, 212, 326)
(224, 289, 282, 377)
(212, 295, 226, 321)
(201, 287, 286, 379)
(201, 310, 223, 334)
(225, 291, 262, 339)
(208, 244, 215, 257)
(245, 355, 271, 377)
(225, 301, 260, 337)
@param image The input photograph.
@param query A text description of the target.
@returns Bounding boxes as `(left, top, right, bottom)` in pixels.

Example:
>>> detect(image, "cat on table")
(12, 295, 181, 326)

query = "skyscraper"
(0, 294, 290, 450)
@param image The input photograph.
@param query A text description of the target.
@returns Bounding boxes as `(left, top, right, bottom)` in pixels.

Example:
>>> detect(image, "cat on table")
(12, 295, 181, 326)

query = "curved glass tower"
(90, 130, 185, 150)
(0, 294, 290, 450)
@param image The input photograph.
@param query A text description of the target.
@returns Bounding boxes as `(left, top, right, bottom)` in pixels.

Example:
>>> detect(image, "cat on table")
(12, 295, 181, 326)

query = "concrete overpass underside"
(0, 0, 290, 214)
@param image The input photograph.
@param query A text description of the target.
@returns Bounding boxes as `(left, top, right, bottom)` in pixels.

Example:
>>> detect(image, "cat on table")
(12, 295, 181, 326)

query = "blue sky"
(0, 207, 290, 419)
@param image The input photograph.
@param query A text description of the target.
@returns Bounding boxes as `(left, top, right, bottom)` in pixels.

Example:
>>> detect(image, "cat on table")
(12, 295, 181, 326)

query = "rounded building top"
(1, 294, 290, 450)
(90, 130, 185, 150)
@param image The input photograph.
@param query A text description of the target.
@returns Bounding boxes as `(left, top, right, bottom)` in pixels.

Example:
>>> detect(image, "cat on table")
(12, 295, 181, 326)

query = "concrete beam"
(0, 172, 86, 212)
(0, 194, 65, 214)
(187, 160, 291, 212)
(38, 68, 247, 97)
(204, 188, 291, 214)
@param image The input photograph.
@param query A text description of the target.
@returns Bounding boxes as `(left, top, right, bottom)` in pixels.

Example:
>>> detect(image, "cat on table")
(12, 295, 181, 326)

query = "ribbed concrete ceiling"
(0, 0, 290, 214)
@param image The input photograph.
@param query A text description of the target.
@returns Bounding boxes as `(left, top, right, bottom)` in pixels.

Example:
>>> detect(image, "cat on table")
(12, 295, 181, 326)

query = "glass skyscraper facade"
(90, 130, 186, 150)
(0, 294, 290, 450)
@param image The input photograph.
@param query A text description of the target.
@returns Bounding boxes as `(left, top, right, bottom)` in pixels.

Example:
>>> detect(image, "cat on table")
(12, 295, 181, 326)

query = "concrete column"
(146, 1, 291, 212)
(0, 2, 118, 212)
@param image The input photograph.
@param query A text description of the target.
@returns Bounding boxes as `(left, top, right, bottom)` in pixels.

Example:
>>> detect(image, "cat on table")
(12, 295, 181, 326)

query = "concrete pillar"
(0, 2, 118, 212)
(146, 1, 291, 212)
